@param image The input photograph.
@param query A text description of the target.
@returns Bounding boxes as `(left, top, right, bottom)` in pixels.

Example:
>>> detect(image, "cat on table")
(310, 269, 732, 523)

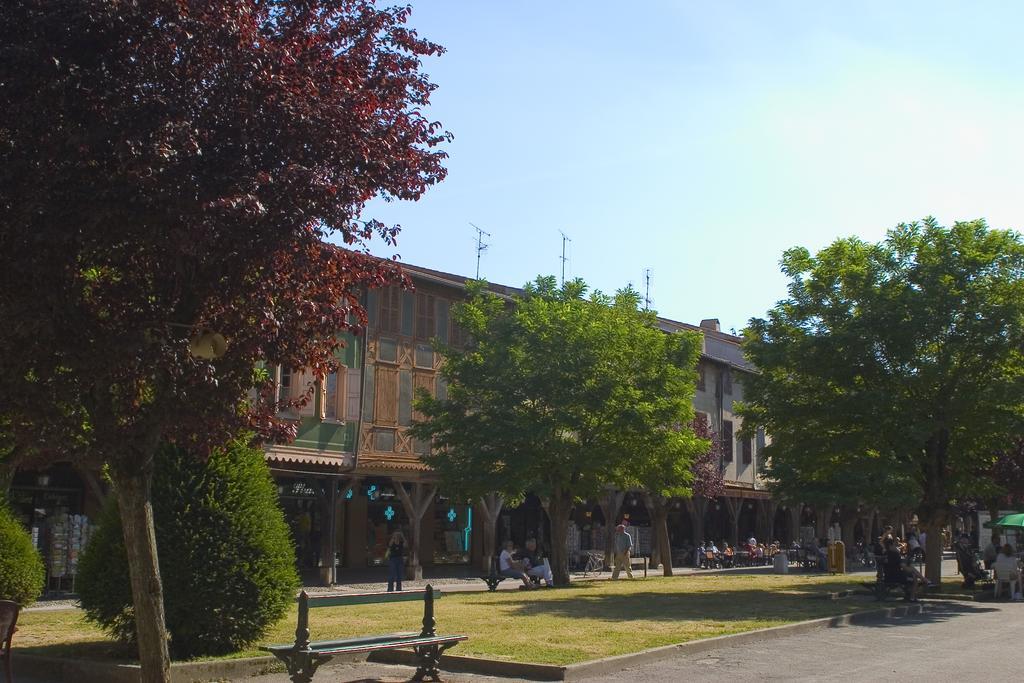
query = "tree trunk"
(542, 491, 574, 586)
(394, 483, 436, 581)
(643, 494, 673, 576)
(598, 489, 625, 570)
(476, 493, 504, 573)
(108, 464, 170, 683)
(921, 429, 951, 584)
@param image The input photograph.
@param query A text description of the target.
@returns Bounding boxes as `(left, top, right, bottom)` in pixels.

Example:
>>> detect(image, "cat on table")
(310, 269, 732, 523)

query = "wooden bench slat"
(262, 632, 417, 652)
(263, 634, 468, 657)
(304, 588, 441, 608)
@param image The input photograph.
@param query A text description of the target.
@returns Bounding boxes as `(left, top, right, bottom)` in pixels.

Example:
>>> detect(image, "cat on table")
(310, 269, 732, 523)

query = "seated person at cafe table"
(882, 537, 927, 601)
(522, 538, 554, 587)
(993, 543, 1022, 598)
(499, 540, 536, 589)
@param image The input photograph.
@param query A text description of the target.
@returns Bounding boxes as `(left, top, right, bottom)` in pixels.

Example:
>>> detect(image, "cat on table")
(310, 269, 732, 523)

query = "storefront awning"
(264, 445, 355, 471)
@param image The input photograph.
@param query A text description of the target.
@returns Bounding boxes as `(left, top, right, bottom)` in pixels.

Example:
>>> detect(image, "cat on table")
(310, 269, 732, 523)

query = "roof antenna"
(470, 222, 490, 279)
(644, 268, 652, 311)
(559, 230, 572, 285)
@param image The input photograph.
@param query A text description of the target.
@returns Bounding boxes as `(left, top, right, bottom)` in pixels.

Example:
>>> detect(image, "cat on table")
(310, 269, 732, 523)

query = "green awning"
(987, 512, 1024, 529)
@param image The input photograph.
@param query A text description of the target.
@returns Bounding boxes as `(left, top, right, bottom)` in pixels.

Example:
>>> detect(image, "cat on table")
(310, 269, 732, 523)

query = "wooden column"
(721, 497, 739, 547)
(789, 505, 801, 544)
(343, 480, 366, 569)
(686, 496, 708, 548)
(598, 489, 626, 569)
(395, 481, 437, 581)
(475, 493, 505, 572)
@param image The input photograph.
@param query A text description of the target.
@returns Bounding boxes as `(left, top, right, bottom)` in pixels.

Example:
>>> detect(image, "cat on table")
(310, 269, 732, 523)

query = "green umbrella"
(992, 513, 1024, 528)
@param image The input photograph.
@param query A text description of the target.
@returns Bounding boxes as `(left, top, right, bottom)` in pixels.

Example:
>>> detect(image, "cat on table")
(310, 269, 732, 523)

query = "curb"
(373, 602, 931, 681)
(9, 653, 287, 683)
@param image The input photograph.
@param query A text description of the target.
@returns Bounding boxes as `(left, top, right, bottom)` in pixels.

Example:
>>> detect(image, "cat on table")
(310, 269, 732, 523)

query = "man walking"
(612, 524, 634, 579)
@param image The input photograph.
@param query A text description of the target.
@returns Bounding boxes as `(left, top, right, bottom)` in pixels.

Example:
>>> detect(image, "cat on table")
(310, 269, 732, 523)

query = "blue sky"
(360, 1, 1024, 333)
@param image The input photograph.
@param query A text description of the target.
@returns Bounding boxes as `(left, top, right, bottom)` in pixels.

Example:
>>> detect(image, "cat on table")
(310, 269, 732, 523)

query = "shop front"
(7, 463, 105, 594)
(432, 498, 472, 565)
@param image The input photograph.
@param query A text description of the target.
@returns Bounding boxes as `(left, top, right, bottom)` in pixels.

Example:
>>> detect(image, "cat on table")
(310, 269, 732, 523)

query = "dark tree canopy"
(0, 0, 450, 459)
(741, 218, 1024, 579)
(0, 3, 448, 679)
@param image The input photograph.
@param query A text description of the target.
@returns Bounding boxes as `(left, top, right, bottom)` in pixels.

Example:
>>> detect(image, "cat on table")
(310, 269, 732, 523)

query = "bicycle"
(578, 550, 605, 577)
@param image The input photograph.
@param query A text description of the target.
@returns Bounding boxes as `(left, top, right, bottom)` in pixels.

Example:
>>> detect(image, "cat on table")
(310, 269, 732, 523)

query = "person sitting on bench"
(522, 538, 554, 587)
(882, 537, 921, 601)
(499, 540, 536, 589)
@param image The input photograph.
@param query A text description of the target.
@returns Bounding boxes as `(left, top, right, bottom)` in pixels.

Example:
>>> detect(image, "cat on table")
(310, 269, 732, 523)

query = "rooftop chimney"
(699, 318, 721, 332)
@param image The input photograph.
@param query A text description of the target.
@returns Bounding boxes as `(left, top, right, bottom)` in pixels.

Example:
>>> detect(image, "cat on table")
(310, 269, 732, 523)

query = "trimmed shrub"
(78, 437, 299, 658)
(0, 502, 46, 605)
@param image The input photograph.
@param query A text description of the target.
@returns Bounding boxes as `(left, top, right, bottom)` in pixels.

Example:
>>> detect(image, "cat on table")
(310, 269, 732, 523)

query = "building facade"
(266, 263, 809, 582)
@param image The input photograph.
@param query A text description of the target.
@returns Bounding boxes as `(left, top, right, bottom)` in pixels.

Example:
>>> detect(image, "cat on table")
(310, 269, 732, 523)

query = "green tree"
(741, 219, 1024, 581)
(616, 342, 705, 576)
(0, 502, 45, 605)
(413, 277, 703, 585)
(1, 3, 446, 678)
(78, 437, 298, 658)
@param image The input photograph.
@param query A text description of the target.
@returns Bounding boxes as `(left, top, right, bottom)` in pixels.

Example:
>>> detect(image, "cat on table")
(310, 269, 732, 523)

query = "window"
(435, 299, 449, 343)
(723, 367, 732, 395)
(324, 371, 340, 420)
(450, 320, 466, 348)
(697, 366, 706, 392)
(741, 435, 752, 465)
(436, 375, 448, 401)
(722, 420, 734, 462)
(378, 337, 398, 363)
(756, 427, 767, 474)
(415, 343, 433, 368)
(413, 437, 431, 456)
(374, 429, 396, 452)
(416, 293, 436, 339)
(277, 366, 292, 406)
(379, 287, 401, 333)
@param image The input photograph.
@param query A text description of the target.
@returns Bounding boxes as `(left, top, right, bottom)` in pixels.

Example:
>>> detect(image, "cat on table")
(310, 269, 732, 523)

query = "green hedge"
(78, 437, 299, 658)
(0, 502, 45, 605)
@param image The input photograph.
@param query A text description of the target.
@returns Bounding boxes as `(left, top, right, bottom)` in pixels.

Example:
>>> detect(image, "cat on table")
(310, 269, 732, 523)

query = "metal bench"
(479, 556, 507, 591)
(863, 579, 912, 601)
(263, 586, 467, 682)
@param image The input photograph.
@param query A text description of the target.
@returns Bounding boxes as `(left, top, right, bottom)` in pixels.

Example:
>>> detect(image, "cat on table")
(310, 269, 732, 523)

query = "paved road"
(231, 599, 1021, 683)
(576, 600, 1021, 682)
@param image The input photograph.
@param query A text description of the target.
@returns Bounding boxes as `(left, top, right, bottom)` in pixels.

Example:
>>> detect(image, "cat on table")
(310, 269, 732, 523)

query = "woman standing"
(386, 530, 406, 592)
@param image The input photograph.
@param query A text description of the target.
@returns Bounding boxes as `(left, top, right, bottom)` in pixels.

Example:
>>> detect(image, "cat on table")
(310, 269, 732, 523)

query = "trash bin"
(828, 541, 846, 574)
(773, 551, 789, 574)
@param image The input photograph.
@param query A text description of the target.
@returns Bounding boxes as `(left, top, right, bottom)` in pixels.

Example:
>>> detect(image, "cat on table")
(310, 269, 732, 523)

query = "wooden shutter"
(416, 293, 436, 338)
(413, 371, 434, 421)
(722, 420, 733, 462)
(346, 368, 361, 421)
(380, 287, 400, 333)
(362, 367, 375, 422)
(374, 367, 398, 424)
(401, 291, 415, 336)
(435, 299, 449, 343)
(741, 436, 752, 464)
(398, 369, 413, 426)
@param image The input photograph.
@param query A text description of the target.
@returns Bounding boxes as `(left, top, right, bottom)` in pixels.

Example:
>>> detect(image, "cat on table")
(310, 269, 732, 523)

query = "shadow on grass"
(467, 582, 995, 629)
(15, 639, 136, 662)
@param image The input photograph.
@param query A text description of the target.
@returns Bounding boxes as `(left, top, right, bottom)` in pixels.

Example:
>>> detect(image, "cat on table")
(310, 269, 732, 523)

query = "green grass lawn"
(16, 573, 885, 666)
